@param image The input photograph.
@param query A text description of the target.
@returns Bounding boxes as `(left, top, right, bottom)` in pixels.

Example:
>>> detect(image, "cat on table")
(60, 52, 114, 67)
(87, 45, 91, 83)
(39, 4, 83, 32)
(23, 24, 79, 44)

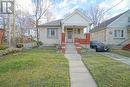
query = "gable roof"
(38, 19, 62, 27)
(38, 9, 91, 28)
(62, 9, 91, 23)
(90, 10, 129, 33)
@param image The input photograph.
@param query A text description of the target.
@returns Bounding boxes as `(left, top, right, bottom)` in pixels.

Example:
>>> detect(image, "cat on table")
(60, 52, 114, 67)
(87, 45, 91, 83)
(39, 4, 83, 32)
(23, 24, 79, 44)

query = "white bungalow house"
(90, 10, 130, 47)
(38, 10, 91, 47)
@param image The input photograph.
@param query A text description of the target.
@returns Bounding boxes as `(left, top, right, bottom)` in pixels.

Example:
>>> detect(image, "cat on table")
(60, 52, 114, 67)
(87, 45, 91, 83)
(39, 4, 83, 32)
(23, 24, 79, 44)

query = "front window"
(114, 30, 124, 38)
(47, 28, 58, 38)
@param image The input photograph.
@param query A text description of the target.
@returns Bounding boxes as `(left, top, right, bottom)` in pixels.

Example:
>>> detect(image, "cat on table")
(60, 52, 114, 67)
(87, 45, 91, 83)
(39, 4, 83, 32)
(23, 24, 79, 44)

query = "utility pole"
(12, 0, 16, 47)
(7, 14, 12, 47)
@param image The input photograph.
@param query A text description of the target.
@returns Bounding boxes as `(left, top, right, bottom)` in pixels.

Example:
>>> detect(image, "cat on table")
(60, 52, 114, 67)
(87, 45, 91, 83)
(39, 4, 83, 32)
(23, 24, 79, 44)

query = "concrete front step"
(66, 48, 75, 49)
(66, 50, 77, 53)
(66, 52, 77, 54)
(66, 49, 76, 51)
(66, 48, 77, 54)
(66, 47, 75, 49)
(65, 43, 79, 54)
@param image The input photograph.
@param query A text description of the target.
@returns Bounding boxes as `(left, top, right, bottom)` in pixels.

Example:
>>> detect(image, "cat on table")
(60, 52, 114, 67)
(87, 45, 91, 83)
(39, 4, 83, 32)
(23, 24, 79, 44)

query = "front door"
(67, 31, 73, 43)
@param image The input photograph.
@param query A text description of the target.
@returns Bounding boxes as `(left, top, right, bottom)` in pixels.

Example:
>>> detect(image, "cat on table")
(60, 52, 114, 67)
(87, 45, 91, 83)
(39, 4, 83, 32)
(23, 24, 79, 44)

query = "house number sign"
(0, 1, 14, 14)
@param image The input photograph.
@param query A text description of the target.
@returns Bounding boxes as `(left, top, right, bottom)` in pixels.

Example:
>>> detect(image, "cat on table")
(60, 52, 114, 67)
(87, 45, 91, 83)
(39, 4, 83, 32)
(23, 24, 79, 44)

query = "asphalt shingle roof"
(90, 10, 129, 33)
(38, 19, 62, 27)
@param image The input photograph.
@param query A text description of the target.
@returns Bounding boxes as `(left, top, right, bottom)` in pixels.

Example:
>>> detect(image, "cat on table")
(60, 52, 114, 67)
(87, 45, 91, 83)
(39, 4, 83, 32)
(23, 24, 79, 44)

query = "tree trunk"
(36, 20, 39, 42)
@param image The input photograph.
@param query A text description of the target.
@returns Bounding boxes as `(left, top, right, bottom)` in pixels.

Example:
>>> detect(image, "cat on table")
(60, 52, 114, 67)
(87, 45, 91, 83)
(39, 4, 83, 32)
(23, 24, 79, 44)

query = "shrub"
(0, 45, 8, 50)
(0, 48, 22, 57)
(16, 43, 23, 48)
(37, 41, 43, 46)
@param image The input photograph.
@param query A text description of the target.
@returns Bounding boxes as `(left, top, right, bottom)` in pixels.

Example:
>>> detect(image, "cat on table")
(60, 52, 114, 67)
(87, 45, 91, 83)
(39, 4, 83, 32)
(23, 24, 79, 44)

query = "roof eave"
(38, 25, 61, 28)
(90, 27, 107, 33)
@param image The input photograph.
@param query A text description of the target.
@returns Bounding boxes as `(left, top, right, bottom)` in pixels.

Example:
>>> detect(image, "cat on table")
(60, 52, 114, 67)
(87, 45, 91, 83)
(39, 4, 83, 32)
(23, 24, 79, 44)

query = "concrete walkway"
(65, 44, 97, 87)
(99, 52, 130, 65)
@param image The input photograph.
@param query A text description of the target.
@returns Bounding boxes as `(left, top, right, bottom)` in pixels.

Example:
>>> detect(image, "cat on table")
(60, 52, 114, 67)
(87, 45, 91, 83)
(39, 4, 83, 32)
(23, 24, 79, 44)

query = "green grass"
(81, 49, 130, 87)
(0, 48, 70, 87)
(111, 49, 130, 57)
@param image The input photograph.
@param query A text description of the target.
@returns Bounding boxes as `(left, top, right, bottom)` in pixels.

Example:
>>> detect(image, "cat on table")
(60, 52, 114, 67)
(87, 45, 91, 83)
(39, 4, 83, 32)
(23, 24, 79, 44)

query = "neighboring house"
(38, 10, 91, 46)
(90, 10, 130, 46)
(0, 28, 4, 44)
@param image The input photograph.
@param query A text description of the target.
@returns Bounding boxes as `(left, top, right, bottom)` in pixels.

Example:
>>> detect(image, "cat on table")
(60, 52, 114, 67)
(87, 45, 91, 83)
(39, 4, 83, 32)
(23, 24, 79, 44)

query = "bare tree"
(86, 4, 105, 27)
(33, 0, 51, 41)
(16, 10, 35, 43)
(45, 10, 55, 22)
(16, 11, 26, 38)
(86, 0, 124, 27)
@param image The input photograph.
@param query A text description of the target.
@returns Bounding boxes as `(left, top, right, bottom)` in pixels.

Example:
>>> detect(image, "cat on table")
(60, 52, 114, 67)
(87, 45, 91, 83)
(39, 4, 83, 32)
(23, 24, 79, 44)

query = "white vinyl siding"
(114, 30, 124, 38)
(47, 28, 58, 38)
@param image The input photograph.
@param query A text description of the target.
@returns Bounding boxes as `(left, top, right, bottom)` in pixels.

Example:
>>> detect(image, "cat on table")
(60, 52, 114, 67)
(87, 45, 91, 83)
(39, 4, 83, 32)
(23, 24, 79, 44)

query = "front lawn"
(0, 49, 70, 87)
(111, 49, 130, 57)
(81, 49, 130, 87)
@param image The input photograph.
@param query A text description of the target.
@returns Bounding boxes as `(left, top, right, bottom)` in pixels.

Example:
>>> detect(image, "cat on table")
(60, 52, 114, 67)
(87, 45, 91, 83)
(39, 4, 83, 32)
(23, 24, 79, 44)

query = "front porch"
(61, 26, 90, 54)
(60, 10, 91, 53)
(61, 26, 90, 44)
(65, 26, 85, 43)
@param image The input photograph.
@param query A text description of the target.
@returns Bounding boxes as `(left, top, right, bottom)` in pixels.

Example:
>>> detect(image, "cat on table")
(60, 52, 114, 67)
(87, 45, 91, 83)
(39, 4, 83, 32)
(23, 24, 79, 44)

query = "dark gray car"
(90, 41, 110, 52)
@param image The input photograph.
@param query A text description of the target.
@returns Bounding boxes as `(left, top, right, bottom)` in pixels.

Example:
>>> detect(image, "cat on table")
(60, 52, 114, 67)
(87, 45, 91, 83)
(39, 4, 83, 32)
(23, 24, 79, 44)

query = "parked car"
(90, 41, 110, 52)
(90, 41, 99, 49)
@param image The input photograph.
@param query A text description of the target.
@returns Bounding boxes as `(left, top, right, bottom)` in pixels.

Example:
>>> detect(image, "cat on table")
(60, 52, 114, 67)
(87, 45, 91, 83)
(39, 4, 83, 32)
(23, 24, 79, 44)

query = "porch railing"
(74, 38, 89, 44)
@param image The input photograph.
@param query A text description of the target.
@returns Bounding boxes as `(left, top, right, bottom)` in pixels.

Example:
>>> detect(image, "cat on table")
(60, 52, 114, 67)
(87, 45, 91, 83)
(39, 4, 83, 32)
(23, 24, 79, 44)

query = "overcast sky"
(16, 0, 130, 20)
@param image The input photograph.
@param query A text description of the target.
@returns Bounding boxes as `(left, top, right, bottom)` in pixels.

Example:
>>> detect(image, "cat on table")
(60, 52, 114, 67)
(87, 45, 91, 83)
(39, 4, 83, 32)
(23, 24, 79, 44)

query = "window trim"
(47, 28, 58, 39)
(114, 30, 124, 38)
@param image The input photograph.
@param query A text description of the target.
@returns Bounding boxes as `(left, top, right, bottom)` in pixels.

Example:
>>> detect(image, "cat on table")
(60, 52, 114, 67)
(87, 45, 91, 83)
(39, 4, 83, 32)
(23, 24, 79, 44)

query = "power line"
(103, 0, 124, 14)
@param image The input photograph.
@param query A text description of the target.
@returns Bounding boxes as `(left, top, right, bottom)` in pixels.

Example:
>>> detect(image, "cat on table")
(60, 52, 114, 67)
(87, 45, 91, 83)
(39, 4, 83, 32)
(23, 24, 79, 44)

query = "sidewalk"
(65, 44, 97, 87)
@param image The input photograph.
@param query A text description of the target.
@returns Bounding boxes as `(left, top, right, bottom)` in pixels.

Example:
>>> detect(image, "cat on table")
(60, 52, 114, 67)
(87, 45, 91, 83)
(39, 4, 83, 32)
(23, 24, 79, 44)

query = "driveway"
(99, 52, 130, 65)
